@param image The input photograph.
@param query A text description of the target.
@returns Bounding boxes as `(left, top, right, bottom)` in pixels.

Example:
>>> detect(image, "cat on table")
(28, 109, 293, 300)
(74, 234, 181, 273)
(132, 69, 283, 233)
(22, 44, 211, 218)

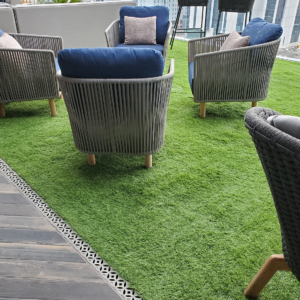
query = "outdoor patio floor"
(0, 171, 123, 300)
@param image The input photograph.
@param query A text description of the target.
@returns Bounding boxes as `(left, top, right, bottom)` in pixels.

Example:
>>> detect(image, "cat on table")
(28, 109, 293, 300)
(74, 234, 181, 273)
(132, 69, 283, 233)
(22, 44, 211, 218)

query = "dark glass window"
(212, 0, 220, 34)
(206, 0, 212, 30)
(264, 0, 277, 23)
(291, 2, 300, 43)
(236, 13, 244, 31)
(275, 0, 286, 25)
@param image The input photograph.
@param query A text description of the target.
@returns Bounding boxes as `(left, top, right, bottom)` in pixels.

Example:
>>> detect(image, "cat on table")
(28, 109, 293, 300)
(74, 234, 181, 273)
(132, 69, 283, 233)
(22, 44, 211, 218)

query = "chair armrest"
(0, 48, 59, 102)
(188, 33, 230, 64)
(192, 39, 280, 102)
(162, 21, 172, 68)
(8, 33, 63, 57)
(105, 20, 120, 47)
(167, 58, 175, 78)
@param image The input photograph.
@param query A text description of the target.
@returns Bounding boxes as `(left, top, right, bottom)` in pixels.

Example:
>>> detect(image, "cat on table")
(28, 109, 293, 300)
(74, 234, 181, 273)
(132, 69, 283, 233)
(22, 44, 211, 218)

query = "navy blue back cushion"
(241, 18, 283, 46)
(0, 29, 3, 37)
(58, 48, 164, 79)
(119, 6, 169, 45)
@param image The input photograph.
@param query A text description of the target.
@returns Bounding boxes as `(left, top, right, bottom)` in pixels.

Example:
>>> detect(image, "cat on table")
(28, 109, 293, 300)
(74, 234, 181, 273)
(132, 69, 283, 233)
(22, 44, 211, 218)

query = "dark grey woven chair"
(0, 33, 63, 117)
(56, 59, 174, 168)
(216, 0, 255, 34)
(188, 34, 280, 118)
(244, 107, 300, 298)
(105, 20, 172, 69)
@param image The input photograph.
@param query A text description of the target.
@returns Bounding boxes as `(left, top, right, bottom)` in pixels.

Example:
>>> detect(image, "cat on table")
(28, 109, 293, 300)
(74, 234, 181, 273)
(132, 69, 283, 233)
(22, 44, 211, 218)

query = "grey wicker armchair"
(105, 20, 172, 68)
(0, 33, 63, 117)
(57, 59, 174, 168)
(188, 34, 281, 118)
(244, 107, 300, 298)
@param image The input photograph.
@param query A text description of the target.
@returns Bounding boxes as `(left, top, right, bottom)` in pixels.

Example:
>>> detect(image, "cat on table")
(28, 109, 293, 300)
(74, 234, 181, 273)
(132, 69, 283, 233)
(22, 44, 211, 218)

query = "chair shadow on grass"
(2, 99, 60, 119)
(191, 101, 257, 120)
(77, 153, 153, 179)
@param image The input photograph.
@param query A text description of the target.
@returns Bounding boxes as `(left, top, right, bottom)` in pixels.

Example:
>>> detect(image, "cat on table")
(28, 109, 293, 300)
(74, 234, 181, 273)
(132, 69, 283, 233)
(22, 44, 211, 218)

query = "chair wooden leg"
(0, 103, 5, 118)
(145, 155, 152, 168)
(59, 92, 63, 99)
(244, 254, 291, 299)
(200, 103, 206, 118)
(48, 98, 57, 117)
(252, 101, 258, 107)
(87, 154, 96, 166)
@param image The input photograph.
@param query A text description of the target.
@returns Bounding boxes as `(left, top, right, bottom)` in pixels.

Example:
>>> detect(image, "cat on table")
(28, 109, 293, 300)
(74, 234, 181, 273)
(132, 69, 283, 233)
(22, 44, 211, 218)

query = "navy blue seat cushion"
(55, 57, 60, 71)
(188, 62, 194, 94)
(115, 43, 164, 55)
(241, 18, 283, 46)
(57, 48, 164, 79)
(119, 6, 169, 45)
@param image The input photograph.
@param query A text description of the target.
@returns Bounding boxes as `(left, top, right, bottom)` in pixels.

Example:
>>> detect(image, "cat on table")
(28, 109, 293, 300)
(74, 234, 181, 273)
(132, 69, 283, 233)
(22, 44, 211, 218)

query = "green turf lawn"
(1, 40, 300, 299)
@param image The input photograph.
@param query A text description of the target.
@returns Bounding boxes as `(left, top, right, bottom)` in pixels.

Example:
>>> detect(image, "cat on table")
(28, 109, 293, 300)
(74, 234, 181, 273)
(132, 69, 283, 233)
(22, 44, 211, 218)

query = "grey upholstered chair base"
(188, 34, 281, 118)
(56, 59, 175, 168)
(0, 33, 63, 117)
(105, 20, 172, 69)
(244, 107, 300, 298)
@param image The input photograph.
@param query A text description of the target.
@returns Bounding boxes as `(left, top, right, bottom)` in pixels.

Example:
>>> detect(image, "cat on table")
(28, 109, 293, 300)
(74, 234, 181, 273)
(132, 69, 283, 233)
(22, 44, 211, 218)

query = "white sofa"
(4, 0, 23, 5)
(0, 1, 136, 48)
(0, 7, 17, 32)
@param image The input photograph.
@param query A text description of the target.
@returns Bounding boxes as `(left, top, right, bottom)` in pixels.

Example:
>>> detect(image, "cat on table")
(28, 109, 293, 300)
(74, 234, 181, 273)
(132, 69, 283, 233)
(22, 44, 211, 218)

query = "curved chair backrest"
(57, 59, 174, 156)
(192, 37, 280, 103)
(245, 107, 300, 282)
(218, 0, 255, 12)
(0, 34, 61, 103)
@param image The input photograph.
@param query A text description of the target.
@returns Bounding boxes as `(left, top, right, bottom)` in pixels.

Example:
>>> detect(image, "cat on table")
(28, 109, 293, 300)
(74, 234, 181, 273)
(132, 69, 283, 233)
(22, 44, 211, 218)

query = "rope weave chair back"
(0, 49, 59, 103)
(191, 37, 280, 103)
(245, 107, 300, 281)
(57, 61, 174, 156)
(0, 33, 61, 104)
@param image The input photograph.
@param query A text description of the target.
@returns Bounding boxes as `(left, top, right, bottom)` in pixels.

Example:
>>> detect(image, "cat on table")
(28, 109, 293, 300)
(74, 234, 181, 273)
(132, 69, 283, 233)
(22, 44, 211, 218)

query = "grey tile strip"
(0, 158, 142, 300)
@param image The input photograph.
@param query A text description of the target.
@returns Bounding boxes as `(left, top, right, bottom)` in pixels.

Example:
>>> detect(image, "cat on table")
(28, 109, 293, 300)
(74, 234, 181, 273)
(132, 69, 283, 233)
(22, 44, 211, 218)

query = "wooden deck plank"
(0, 243, 85, 263)
(0, 204, 42, 217)
(0, 228, 67, 245)
(0, 175, 9, 184)
(0, 259, 103, 282)
(0, 193, 31, 205)
(0, 170, 123, 300)
(0, 183, 19, 194)
(0, 278, 123, 300)
(0, 216, 55, 231)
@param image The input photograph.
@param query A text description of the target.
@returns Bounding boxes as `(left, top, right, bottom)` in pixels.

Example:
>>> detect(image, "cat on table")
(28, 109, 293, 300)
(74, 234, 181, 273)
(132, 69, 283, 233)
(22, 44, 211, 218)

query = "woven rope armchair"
(57, 59, 174, 168)
(188, 34, 281, 118)
(244, 107, 300, 298)
(0, 33, 63, 117)
(105, 20, 172, 68)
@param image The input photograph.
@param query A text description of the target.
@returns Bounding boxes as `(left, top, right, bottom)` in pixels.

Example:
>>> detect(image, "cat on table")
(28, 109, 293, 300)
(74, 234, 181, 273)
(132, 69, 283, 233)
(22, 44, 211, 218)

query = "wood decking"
(0, 172, 123, 300)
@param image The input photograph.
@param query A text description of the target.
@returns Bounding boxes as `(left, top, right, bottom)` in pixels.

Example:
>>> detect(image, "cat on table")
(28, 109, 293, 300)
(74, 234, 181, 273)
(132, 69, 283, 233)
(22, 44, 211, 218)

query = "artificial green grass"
(1, 40, 300, 299)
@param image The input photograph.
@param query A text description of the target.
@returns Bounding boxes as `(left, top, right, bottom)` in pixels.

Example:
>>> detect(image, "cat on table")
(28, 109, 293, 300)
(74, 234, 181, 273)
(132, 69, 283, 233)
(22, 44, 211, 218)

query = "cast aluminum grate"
(0, 158, 142, 300)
